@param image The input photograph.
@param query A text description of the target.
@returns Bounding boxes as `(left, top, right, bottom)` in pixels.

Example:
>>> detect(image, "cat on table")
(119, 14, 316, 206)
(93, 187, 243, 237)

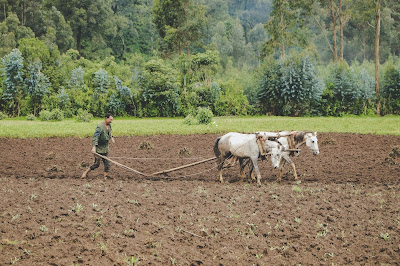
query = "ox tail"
(214, 137, 221, 158)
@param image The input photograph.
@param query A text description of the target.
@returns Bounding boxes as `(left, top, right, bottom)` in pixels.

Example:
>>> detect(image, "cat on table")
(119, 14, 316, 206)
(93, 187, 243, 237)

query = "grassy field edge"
(0, 115, 399, 138)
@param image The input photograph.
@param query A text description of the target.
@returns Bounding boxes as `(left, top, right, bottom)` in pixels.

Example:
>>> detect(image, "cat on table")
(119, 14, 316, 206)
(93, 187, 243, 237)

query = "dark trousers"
(90, 153, 110, 172)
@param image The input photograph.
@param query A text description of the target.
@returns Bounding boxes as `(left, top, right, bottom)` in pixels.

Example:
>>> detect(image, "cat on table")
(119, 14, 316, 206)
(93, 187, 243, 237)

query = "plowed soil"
(1, 133, 400, 265)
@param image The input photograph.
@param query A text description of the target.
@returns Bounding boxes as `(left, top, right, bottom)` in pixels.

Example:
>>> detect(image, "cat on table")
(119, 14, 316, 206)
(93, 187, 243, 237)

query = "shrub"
(183, 114, 198, 125)
(0, 112, 7, 120)
(196, 107, 213, 125)
(39, 109, 64, 121)
(76, 109, 93, 122)
(39, 110, 52, 121)
(27, 114, 36, 121)
(257, 53, 323, 116)
(50, 108, 64, 121)
(382, 64, 400, 114)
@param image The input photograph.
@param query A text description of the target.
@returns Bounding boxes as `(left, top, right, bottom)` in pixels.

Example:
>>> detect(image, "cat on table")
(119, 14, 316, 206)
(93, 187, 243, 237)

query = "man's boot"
(104, 172, 111, 179)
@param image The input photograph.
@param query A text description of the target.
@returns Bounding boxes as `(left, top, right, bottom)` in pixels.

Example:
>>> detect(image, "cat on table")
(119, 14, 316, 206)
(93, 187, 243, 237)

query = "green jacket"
(92, 122, 112, 153)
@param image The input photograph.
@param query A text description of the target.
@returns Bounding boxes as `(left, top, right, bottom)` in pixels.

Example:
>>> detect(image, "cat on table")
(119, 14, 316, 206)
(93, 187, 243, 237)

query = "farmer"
(81, 113, 115, 179)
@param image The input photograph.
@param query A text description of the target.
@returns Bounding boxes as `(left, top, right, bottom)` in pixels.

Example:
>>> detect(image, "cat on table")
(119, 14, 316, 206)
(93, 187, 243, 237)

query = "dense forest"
(0, 0, 399, 119)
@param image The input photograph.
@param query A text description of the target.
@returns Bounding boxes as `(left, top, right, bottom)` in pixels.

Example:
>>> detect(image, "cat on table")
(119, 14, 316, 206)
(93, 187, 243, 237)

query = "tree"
(1, 49, 24, 116)
(43, 7, 74, 53)
(248, 23, 267, 68)
(26, 59, 50, 116)
(210, 21, 233, 62)
(264, 0, 314, 58)
(231, 18, 246, 66)
(153, 0, 206, 55)
(375, 0, 381, 115)
(330, 0, 338, 61)
(139, 59, 181, 117)
(311, 0, 338, 61)
(52, 0, 114, 57)
(92, 68, 110, 116)
(257, 52, 323, 116)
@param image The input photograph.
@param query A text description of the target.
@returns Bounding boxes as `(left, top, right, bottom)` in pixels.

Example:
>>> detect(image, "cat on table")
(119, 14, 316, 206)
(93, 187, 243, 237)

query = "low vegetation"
(0, 116, 399, 138)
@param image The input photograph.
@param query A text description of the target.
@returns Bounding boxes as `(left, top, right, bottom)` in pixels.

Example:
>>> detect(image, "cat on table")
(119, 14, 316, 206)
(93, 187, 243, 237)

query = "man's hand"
(91, 146, 96, 154)
(111, 137, 115, 144)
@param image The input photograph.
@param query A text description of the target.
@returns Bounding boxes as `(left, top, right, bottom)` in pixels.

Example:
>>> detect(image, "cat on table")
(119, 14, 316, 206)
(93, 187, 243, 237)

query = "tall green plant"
(382, 64, 400, 114)
(26, 60, 51, 116)
(2, 49, 25, 116)
(257, 53, 323, 116)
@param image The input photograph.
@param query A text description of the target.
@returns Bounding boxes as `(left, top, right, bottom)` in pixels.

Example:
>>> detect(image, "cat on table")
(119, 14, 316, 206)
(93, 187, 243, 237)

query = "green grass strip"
(0, 115, 399, 138)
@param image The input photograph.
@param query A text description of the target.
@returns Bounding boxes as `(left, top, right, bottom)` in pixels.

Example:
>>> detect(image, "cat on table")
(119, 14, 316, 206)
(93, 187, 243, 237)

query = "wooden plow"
(95, 153, 217, 177)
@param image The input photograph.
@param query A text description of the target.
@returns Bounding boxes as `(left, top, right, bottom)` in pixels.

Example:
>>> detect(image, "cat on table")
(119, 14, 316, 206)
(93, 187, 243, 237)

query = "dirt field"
(1, 133, 400, 265)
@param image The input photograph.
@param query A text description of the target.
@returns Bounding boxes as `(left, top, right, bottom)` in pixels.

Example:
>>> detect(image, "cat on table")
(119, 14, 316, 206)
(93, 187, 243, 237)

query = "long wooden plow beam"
(95, 153, 150, 177)
(151, 157, 217, 176)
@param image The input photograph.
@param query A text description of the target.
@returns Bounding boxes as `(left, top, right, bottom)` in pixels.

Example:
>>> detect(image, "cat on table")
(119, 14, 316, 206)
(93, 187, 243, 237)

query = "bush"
(50, 108, 64, 121)
(196, 107, 213, 125)
(76, 109, 93, 122)
(39, 110, 52, 121)
(0, 112, 6, 120)
(183, 114, 198, 125)
(257, 53, 323, 116)
(27, 114, 36, 121)
(382, 64, 400, 114)
(39, 109, 64, 121)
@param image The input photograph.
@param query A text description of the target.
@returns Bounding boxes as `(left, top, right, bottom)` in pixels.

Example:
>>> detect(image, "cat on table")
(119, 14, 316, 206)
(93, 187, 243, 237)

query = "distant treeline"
(0, 0, 399, 118)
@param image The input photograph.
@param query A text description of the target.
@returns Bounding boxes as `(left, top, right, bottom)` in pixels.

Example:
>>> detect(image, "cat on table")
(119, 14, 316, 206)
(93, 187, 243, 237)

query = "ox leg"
(247, 160, 255, 180)
(239, 158, 246, 179)
(277, 158, 286, 182)
(282, 153, 298, 180)
(289, 161, 298, 180)
(251, 157, 262, 186)
(216, 155, 224, 183)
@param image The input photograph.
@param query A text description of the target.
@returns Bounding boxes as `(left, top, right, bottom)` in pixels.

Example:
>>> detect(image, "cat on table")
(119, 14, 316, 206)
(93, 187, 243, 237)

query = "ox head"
(266, 141, 285, 169)
(305, 132, 319, 155)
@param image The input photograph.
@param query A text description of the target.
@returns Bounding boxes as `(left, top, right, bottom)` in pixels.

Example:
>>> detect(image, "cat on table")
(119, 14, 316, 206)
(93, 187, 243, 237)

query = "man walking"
(81, 113, 115, 178)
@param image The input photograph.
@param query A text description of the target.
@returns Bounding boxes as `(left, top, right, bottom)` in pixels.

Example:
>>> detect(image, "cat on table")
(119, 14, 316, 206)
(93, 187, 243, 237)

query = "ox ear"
(280, 145, 286, 152)
(314, 131, 317, 136)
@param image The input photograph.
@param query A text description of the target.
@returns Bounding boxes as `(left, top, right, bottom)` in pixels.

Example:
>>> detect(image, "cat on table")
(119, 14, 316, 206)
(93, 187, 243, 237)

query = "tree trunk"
(339, 0, 344, 62)
(375, 0, 381, 115)
(77, 26, 82, 58)
(280, 10, 285, 58)
(330, 0, 338, 62)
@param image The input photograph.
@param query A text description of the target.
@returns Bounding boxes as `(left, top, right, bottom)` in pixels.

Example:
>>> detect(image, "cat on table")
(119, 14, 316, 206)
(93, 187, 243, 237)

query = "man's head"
(105, 113, 113, 125)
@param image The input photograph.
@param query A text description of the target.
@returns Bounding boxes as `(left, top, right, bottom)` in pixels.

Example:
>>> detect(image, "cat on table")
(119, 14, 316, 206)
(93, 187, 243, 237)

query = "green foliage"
(1, 1, 400, 118)
(1, 48, 24, 116)
(50, 108, 64, 121)
(76, 109, 93, 122)
(39, 109, 64, 121)
(183, 114, 198, 125)
(39, 110, 52, 121)
(196, 107, 213, 125)
(214, 80, 249, 116)
(0, 111, 6, 120)
(264, 0, 312, 57)
(26, 60, 51, 116)
(26, 114, 36, 121)
(257, 53, 322, 116)
(140, 59, 181, 117)
(382, 63, 400, 114)
(326, 62, 376, 115)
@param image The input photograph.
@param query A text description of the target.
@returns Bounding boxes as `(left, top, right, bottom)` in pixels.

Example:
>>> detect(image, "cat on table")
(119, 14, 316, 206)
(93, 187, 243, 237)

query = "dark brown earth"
(1, 133, 400, 265)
